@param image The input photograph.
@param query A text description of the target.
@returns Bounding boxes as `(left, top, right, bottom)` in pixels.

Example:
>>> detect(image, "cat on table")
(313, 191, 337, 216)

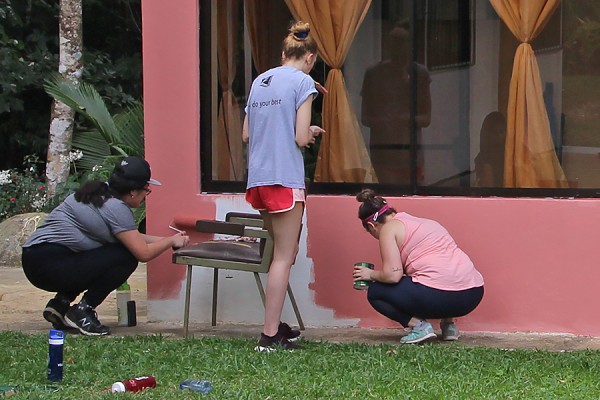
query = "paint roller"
(169, 215, 198, 233)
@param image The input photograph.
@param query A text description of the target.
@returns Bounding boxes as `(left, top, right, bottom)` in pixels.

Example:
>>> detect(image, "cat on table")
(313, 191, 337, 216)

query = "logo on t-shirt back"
(260, 75, 273, 87)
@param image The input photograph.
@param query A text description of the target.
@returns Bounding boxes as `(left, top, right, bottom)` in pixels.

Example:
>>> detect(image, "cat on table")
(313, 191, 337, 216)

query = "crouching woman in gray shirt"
(21, 156, 189, 336)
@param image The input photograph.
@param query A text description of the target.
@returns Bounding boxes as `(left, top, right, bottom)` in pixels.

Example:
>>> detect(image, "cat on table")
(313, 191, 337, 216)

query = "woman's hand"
(307, 125, 325, 147)
(353, 265, 373, 282)
(171, 232, 190, 249)
(305, 125, 325, 148)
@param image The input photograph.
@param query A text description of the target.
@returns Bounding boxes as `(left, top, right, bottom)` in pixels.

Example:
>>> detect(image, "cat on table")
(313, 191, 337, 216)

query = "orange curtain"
(490, 0, 568, 188)
(285, 0, 376, 183)
(245, 0, 272, 74)
(215, 0, 243, 180)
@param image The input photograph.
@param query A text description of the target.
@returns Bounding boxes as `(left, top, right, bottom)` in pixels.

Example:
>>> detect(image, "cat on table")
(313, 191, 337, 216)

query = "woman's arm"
(116, 230, 189, 263)
(242, 114, 249, 144)
(295, 97, 324, 148)
(371, 221, 405, 283)
(142, 233, 187, 244)
(142, 234, 162, 243)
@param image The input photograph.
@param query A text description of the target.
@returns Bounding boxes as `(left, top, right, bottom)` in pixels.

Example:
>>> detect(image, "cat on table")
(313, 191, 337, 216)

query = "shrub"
(0, 153, 95, 222)
(0, 154, 49, 221)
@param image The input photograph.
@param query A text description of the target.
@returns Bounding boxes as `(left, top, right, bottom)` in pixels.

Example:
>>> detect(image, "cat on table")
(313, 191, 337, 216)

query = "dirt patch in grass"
(2, 265, 600, 352)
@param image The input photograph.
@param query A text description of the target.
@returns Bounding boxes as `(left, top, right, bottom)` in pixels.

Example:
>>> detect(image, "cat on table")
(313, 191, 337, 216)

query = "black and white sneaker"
(65, 301, 110, 336)
(254, 332, 304, 352)
(278, 322, 301, 342)
(43, 298, 72, 330)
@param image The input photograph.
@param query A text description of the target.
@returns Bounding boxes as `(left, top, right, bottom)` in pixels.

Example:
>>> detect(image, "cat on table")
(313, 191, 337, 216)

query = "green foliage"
(42, 75, 146, 225)
(82, 51, 142, 110)
(0, 155, 51, 221)
(44, 75, 144, 169)
(0, 152, 145, 224)
(0, 0, 59, 169)
(0, 0, 142, 171)
(0, 153, 106, 222)
(2, 332, 600, 399)
(0, 0, 58, 113)
(43, 75, 143, 191)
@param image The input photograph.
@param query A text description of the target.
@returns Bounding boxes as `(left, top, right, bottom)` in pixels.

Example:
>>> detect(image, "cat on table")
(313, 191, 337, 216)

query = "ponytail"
(74, 181, 110, 207)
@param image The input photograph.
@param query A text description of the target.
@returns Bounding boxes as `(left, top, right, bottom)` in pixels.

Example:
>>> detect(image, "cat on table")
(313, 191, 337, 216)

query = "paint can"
(353, 262, 374, 290)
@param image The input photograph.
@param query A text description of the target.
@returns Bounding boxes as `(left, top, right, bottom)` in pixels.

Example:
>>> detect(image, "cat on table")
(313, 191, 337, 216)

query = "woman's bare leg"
(260, 203, 303, 337)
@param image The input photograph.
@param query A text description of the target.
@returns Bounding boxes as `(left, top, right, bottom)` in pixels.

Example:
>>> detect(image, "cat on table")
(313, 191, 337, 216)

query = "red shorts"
(245, 185, 305, 213)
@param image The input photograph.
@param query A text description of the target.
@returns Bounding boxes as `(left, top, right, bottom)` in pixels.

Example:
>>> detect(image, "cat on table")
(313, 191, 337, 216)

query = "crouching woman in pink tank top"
(353, 189, 484, 344)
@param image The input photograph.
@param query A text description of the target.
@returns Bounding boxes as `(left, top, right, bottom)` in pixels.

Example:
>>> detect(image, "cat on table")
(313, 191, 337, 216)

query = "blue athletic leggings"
(22, 243, 138, 308)
(367, 276, 484, 327)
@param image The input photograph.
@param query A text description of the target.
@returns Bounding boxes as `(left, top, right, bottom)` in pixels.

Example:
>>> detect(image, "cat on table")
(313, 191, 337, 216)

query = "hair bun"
(293, 30, 309, 40)
(356, 188, 375, 203)
(290, 21, 310, 41)
(282, 21, 317, 62)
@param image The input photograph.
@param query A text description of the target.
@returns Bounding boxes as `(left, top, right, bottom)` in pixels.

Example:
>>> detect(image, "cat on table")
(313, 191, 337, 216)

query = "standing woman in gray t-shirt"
(21, 156, 189, 336)
(243, 21, 325, 351)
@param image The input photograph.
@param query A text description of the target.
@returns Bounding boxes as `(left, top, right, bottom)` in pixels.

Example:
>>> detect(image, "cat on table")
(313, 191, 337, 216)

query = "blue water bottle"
(47, 329, 64, 382)
(179, 379, 212, 394)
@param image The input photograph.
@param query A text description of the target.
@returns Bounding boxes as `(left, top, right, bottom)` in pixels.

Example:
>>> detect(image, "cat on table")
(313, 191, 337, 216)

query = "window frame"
(199, 0, 600, 199)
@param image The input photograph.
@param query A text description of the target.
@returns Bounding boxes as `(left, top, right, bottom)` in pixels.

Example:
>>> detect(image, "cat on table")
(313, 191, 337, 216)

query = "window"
(414, 0, 474, 70)
(200, 0, 600, 198)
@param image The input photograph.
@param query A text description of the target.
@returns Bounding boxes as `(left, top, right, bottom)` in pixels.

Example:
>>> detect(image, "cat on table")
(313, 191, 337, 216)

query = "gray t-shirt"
(245, 65, 317, 189)
(23, 194, 137, 252)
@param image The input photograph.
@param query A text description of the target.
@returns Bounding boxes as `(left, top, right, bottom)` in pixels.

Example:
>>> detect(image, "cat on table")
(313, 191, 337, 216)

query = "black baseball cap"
(114, 156, 161, 186)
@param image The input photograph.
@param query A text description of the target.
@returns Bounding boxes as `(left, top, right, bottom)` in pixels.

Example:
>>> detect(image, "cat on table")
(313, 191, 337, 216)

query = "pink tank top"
(395, 212, 484, 290)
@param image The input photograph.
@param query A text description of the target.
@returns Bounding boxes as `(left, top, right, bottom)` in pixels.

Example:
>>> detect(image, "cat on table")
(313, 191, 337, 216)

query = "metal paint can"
(353, 262, 374, 290)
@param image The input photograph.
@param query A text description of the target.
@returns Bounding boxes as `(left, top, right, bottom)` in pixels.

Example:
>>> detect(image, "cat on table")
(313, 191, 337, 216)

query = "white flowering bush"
(0, 155, 49, 222)
(0, 170, 11, 185)
(59, 149, 83, 167)
(0, 152, 130, 223)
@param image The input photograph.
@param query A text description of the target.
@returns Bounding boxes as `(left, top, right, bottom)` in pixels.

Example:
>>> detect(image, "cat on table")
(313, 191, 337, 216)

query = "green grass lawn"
(2, 331, 600, 399)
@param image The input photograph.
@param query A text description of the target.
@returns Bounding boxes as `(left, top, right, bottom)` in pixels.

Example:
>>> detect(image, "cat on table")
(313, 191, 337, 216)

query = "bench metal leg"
(287, 283, 305, 330)
(212, 268, 218, 326)
(254, 273, 304, 330)
(183, 265, 193, 337)
(183, 266, 303, 333)
(253, 272, 266, 306)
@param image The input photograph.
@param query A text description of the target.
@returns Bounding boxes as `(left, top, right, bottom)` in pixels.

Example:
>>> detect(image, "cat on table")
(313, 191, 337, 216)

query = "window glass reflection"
(201, 0, 600, 195)
(360, 22, 432, 185)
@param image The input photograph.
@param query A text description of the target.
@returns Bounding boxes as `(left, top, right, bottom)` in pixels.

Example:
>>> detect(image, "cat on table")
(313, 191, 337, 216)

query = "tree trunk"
(46, 0, 82, 197)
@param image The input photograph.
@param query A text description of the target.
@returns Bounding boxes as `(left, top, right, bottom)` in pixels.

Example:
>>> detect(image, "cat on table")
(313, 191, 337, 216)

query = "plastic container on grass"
(179, 379, 212, 394)
(116, 282, 131, 326)
(47, 329, 64, 382)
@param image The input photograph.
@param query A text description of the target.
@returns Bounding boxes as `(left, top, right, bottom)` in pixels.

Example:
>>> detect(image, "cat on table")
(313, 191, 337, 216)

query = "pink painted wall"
(141, 1, 600, 336)
(141, 0, 210, 299)
(307, 196, 600, 335)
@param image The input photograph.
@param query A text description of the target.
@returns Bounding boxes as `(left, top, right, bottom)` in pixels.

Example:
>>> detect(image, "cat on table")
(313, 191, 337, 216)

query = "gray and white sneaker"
(65, 301, 110, 336)
(400, 321, 437, 344)
(440, 321, 460, 341)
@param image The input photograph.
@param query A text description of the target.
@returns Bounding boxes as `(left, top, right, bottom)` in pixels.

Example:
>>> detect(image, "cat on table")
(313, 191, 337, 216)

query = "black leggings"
(21, 243, 138, 308)
(367, 276, 484, 327)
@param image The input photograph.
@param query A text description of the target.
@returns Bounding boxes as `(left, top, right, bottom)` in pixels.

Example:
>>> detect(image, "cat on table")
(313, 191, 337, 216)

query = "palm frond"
(44, 75, 121, 147)
(114, 102, 144, 157)
(72, 130, 111, 171)
(44, 75, 145, 175)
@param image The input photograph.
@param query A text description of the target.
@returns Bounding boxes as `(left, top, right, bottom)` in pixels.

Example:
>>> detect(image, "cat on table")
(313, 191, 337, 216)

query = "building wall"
(141, 1, 600, 336)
